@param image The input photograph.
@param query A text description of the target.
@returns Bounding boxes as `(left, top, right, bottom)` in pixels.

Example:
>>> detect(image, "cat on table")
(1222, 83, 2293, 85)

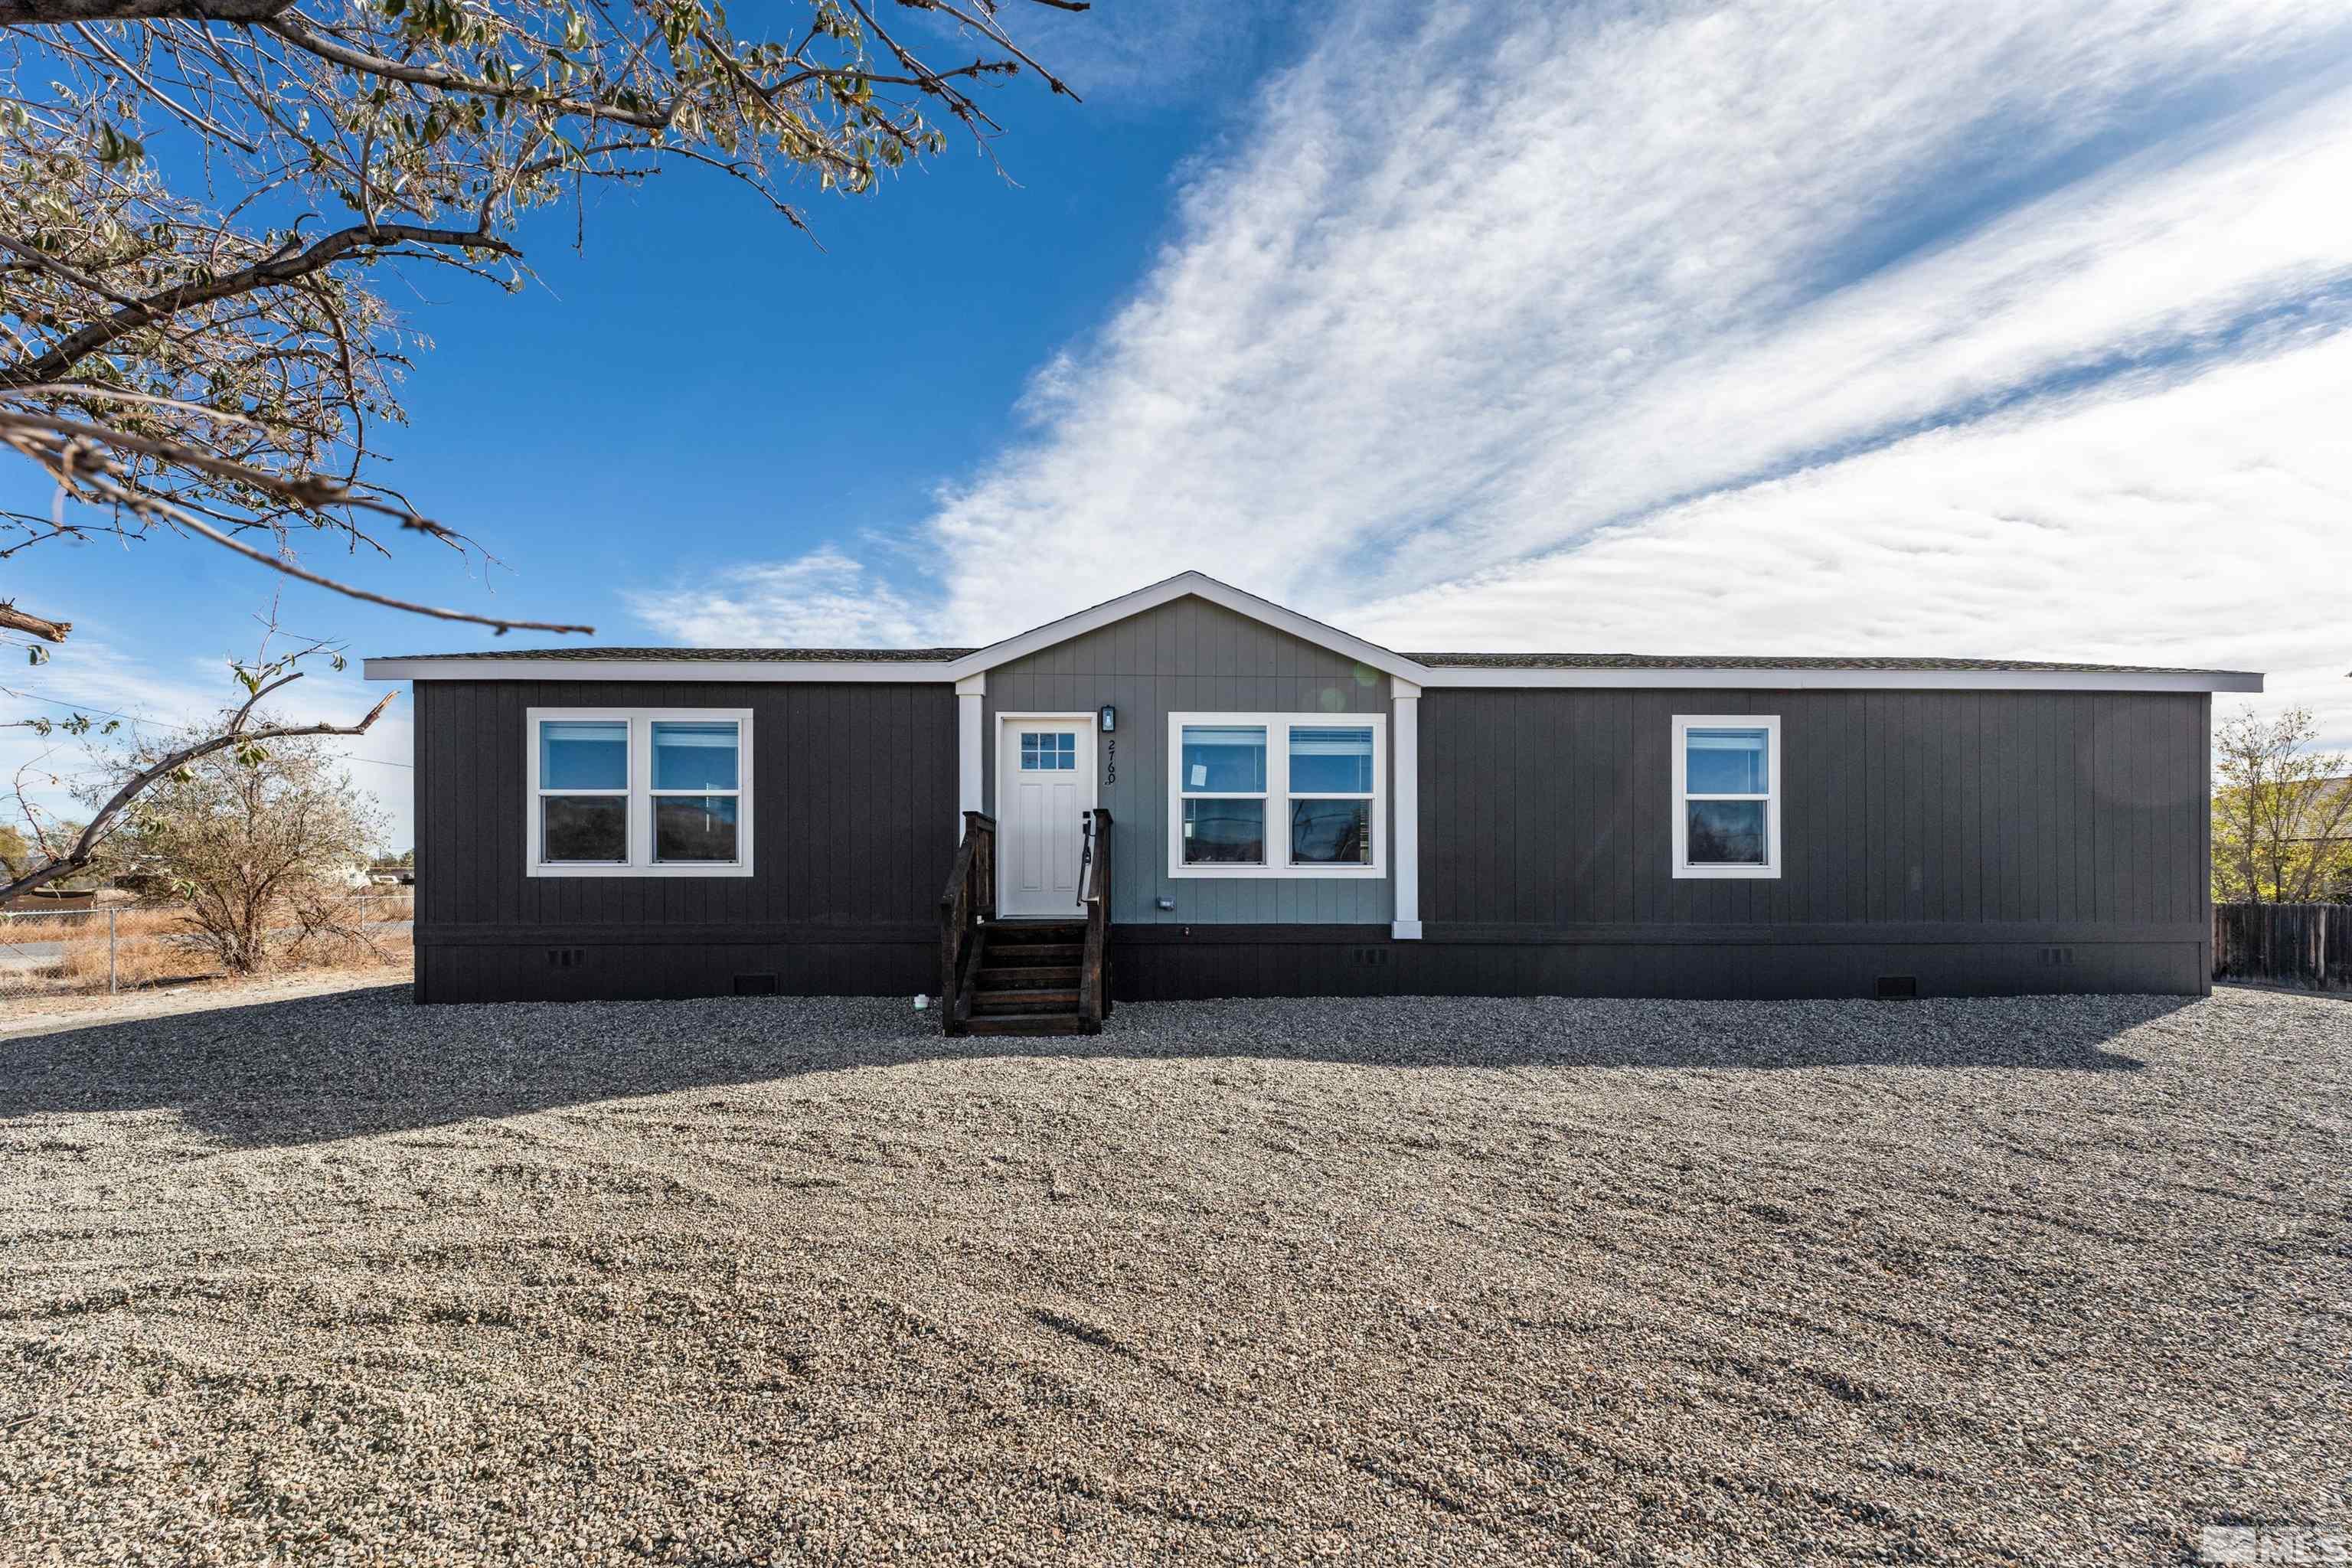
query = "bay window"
(1171, 714, 1385, 877)
(527, 708, 753, 877)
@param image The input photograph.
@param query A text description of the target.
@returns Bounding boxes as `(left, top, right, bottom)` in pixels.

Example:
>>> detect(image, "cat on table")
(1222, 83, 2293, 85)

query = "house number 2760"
(1104, 740, 1116, 785)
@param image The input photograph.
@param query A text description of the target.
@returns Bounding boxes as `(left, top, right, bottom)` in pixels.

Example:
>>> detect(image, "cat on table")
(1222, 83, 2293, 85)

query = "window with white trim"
(1169, 714, 1384, 877)
(527, 708, 753, 877)
(1671, 714, 1780, 878)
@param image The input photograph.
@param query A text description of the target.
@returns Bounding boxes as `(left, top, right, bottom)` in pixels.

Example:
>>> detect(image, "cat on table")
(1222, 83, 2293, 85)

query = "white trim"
(366, 568, 2265, 697)
(992, 712, 1099, 916)
(1168, 712, 1387, 880)
(947, 571, 1426, 683)
(368, 657, 960, 682)
(1671, 714, 1779, 880)
(371, 654, 2262, 694)
(1420, 666, 2262, 693)
(956, 691, 984, 828)
(526, 707, 753, 878)
(1391, 690, 1420, 936)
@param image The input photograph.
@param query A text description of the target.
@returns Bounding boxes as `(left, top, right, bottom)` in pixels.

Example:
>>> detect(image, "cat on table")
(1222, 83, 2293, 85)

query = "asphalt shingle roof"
(385, 645, 2247, 677)
(1400, 652, 2245, 675)
(382, 645, 978, 662)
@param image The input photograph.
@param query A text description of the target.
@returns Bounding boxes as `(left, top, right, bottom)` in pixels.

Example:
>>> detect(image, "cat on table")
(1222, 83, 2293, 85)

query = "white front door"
(998, 717, 1096, 918)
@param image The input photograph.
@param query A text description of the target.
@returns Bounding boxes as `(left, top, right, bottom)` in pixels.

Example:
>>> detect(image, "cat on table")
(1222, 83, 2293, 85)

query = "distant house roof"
(365, 570, 2264, 694)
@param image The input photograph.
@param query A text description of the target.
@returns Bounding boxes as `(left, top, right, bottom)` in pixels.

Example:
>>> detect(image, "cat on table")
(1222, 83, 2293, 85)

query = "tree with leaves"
(97, 712, 389, 971)
(0, 0, 1081, 900)
(2212, 707, 2352, 905)
(5, 624, 392, 896)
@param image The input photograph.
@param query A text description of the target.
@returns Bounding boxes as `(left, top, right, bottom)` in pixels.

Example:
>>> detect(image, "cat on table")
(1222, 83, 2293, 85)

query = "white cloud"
(653, 0, 2352, 737)
(1351, 329, 2352, 740)
(626, 546, 934, 648)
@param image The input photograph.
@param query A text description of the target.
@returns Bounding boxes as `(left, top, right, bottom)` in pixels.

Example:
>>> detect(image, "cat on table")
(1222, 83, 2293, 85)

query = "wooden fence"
(2213, 903, 2351, 990)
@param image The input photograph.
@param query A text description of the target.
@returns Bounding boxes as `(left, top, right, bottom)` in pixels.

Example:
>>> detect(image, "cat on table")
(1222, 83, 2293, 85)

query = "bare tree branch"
(0, 604, 71, 643)
(0, 677, 394, 903)
(2, 221, 517, 388)
(0, 0, 294, 21)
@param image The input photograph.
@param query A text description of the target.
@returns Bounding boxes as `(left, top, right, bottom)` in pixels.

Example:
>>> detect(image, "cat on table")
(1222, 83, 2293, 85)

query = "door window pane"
(1020, 731, 1076, 771)
(543, 795, 627, 862)
(1181, 725, 1266, 792)
(1291, 799, 1372, 864)
(654, 796, 739, 862)
(1686, 727, 1768, 794)
(652, 721, 739, 791)
(540, 721, 626, 790)
(1687, 799, 1766, 864)
(1289, 727, 1374, 794)
(1181, 799, 1265, 864)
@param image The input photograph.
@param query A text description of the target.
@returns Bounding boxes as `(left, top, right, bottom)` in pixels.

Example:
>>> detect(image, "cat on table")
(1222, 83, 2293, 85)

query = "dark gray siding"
(413, 679, 955, 1002)
(982, 595, 1393, 925)
(407, 662, 2216, 1004)
(1113, 687, 2211, 1001)
(1416, 688, 2209, 931)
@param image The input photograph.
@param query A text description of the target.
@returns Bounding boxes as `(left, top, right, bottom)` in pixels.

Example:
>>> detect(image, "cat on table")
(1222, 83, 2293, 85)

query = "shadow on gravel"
(0, 985, 2184, 1149)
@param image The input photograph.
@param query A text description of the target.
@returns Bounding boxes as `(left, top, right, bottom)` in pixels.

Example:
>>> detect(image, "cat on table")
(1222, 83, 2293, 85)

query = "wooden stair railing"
(1076, 807, 1113, 1032)
(938, 810, 995, 1037)
(940, 808, 1109, 1037)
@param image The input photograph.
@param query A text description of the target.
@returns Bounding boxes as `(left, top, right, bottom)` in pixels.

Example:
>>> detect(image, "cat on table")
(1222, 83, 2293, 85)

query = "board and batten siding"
(981, 595, 1394, 926)
(1388, 687, 2213, 998)
(413, 678, 956, 1002)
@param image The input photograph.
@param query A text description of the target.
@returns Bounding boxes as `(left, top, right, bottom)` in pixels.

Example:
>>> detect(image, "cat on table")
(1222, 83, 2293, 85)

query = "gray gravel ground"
(0, 985, 2345, 1566)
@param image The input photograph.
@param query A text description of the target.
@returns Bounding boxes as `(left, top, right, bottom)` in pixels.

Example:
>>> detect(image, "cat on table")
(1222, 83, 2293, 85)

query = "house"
(364, 571, 2262, 1027)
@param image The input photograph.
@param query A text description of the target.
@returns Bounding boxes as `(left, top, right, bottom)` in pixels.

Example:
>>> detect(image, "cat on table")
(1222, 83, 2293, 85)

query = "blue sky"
(7, 0, 2351, 851)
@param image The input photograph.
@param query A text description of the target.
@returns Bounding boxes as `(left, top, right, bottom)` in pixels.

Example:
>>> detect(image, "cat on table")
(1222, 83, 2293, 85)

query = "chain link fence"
(0, 894, 414, 1002)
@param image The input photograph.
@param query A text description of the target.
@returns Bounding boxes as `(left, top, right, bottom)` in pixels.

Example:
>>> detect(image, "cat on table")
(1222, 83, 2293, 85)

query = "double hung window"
(528, 708, 753, 876)
(1170, 714, 1384, 877)
(1671, 715, 1779, 878)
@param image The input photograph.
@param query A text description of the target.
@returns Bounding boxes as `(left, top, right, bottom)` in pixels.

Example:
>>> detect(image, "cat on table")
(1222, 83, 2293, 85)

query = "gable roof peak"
(944, 570, 1426, 682)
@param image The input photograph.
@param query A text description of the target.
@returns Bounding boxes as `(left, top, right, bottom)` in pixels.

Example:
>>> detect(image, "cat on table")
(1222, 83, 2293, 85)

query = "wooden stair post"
(945, 808, 1112, 1037)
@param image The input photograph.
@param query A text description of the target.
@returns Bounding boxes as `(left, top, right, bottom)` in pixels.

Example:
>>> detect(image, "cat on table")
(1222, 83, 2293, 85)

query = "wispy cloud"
(644, 0, 2352, 733)
(626, 546, 932, 647)
(922, 0, 1298, 107)
(1354, 328, 2352, 726)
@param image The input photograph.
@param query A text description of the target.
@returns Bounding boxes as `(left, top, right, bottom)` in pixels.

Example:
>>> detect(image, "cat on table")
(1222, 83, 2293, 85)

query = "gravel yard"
(1, 985, 2344, 1566)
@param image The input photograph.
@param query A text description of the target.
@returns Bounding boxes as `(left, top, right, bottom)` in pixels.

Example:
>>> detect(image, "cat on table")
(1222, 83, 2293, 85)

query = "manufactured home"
(365, 572, 2260, 1032)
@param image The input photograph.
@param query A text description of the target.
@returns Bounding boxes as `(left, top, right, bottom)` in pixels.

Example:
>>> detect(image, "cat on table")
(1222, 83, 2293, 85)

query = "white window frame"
(1168, 712, 1386, 879)
(1671, 714, 1780, 880)
(526, 707, 754, 878)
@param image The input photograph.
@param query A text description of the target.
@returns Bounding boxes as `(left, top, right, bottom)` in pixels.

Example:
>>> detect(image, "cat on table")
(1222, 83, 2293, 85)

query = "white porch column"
(956, 673, 985, 831)
(1391, 677, 1422, 939)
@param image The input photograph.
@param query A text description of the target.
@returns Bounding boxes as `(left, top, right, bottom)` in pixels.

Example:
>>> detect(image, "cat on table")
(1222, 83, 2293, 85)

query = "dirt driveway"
(0, 982, 2344, 1564)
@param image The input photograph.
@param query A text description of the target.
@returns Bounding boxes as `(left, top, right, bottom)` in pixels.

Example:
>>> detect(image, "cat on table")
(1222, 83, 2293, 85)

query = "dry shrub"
(33, 896, 414, 995)
(108, 727, 388, 975)
(52, 910, 220, 991)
